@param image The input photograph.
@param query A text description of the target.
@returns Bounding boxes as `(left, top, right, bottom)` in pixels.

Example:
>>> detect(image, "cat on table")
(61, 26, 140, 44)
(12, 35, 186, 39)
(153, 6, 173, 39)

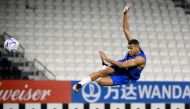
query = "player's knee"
(97, 77, 113, 86)
(97, 79, 104, 85)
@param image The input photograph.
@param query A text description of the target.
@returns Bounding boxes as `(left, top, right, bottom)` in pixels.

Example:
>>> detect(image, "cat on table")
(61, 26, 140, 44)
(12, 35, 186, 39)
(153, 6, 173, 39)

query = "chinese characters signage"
(72, 81, 190, 103)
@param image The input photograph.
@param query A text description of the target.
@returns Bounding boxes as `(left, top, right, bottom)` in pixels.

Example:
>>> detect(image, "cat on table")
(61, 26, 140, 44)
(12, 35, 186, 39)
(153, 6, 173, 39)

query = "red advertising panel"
(0, 80, 71, 103)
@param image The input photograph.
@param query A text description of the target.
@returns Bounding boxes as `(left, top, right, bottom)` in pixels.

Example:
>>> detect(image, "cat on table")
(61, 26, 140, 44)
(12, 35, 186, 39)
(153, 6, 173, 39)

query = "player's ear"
(133, 44, 138, 48)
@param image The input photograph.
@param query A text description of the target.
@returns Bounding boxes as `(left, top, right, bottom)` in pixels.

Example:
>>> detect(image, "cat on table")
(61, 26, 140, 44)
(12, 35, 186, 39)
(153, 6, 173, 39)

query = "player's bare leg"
(97, 76, 113, 86)
(73, 66, 115, 92)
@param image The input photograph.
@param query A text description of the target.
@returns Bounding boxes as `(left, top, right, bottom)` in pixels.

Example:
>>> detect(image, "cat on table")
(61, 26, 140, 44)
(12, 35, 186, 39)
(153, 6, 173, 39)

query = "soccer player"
(73, 3, 146, 92)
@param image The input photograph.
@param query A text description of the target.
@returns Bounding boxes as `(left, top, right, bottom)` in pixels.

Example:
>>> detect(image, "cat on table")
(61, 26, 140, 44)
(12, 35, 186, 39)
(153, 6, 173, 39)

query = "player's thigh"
(99, 66, 115, 76)
(97, 76, 113, 86)
(90, 66, 115, 77)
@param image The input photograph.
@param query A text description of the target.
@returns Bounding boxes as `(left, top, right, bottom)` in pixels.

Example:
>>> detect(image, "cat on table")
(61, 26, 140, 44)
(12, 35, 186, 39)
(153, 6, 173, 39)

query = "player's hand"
(123, 3, 132, 14)
(99, 51, 108, 61)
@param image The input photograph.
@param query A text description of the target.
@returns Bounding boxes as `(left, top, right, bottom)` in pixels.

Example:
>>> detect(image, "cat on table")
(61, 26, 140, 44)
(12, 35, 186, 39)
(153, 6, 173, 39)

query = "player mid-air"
(73, 3, 146, 92)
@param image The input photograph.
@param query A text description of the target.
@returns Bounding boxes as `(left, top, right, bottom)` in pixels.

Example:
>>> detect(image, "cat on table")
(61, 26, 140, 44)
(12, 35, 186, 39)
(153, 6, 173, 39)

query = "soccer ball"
(4, 38, 19, 53)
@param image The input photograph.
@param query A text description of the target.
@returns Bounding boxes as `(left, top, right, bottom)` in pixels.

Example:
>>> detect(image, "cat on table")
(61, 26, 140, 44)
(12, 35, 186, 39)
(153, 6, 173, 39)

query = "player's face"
(128, 44, 138, 56)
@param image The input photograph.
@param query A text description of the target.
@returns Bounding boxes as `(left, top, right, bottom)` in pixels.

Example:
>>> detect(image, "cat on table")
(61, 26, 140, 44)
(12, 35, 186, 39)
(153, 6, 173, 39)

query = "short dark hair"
(128, 39, 139, 46)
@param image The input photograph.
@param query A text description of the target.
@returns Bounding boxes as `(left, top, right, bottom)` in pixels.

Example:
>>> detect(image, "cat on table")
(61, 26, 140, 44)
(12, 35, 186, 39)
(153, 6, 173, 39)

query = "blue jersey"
(110, 50, 146, 85)
(124, 50, 146, 80)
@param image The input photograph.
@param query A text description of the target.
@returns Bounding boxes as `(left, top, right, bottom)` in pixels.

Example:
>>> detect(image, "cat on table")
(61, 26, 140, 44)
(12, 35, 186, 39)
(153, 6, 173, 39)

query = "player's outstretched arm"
(99, 51, 145, 68)
(123, 3, 133, 42)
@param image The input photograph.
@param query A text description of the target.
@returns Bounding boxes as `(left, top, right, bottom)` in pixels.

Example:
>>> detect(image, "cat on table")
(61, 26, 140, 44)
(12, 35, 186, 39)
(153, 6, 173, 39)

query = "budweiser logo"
(0, 82, 51, 102)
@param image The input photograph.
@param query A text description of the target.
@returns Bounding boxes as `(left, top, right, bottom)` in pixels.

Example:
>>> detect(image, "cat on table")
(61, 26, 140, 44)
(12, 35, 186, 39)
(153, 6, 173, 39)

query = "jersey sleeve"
(117, 59, 125, 62)
(137, 52, 146, 60)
